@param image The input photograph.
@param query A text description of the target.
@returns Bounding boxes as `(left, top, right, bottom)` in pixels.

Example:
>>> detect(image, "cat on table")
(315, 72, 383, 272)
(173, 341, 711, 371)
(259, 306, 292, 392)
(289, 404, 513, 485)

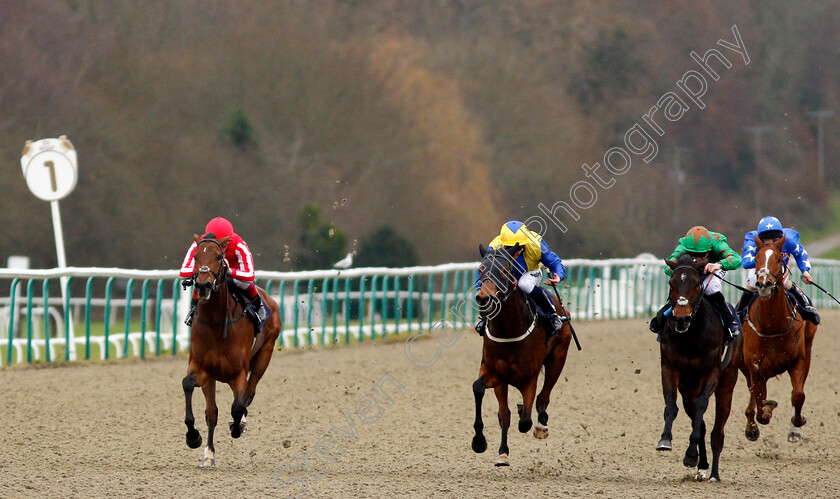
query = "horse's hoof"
(518, 419, 532, 433)
(788, 424, 803, 443)
(656, 439, 672, 451)
(745, 427, 760, 441)
(472, 435, 487, 454)
(199, 447, 216, 469)
(229, 420, 246, 438)
(708, 476, 721, 483)
(694, 468, 708, 481)
(533, 423, 549, 440)
(495, 454, 510, 466)
(186, 429, 202, 449)
(683, 453, 699, 468)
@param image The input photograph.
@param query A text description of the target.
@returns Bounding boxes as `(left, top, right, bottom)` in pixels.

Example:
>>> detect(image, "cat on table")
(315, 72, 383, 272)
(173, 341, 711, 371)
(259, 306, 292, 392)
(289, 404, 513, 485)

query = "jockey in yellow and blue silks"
(475, 221, 566, 337)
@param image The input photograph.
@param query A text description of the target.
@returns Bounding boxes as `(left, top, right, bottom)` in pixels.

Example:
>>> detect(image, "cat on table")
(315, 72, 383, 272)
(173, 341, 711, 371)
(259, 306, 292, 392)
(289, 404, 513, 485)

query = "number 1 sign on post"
(21, 136, 78, 360)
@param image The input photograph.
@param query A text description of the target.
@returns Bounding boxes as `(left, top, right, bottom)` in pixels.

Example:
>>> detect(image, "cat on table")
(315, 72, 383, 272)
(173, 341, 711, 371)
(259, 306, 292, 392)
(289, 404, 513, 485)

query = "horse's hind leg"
(200, 382, 218, 468)
(471, 375, 488, 454)
(534, 326, 571, 439)
(183, 368, 205, 450)
(494, 384, 511, 466)
(229, 371, 248, 439)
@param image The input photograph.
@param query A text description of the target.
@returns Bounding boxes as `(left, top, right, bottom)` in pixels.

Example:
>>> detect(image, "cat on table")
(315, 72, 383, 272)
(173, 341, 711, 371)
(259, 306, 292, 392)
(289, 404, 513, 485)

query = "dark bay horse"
(182, 235, 281, 468)
(472, 244, 573, 466)
(740, 234, 817, 443)
(657, 254, 742, 482)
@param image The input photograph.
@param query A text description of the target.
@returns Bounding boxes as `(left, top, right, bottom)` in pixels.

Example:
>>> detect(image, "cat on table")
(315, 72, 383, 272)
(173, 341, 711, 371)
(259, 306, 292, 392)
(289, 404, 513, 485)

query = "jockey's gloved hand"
(181, 278, 194, 290)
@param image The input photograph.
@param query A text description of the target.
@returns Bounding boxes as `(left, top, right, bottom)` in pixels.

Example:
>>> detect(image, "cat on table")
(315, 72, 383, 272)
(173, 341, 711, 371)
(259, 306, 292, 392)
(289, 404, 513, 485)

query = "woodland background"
(1, 1, 838, 270)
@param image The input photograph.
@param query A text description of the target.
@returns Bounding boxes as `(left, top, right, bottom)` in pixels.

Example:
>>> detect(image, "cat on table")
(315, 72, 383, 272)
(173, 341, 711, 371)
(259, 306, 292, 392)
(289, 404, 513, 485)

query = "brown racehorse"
(657, 254, 742, 482)
(182, 235, 281, 468)
(472, 244, 573, 466)
(740, 234, 818, 443)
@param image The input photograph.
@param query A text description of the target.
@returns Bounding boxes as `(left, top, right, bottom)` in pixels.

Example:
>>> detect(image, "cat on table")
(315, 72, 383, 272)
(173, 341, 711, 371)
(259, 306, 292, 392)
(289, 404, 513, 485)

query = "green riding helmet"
(679, 226, 713, 253)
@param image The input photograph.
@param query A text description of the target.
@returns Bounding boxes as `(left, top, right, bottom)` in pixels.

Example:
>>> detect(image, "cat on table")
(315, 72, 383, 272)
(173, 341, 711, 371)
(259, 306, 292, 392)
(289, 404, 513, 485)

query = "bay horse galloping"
(471, 244, 573, 466)
(182, 235, 281, 468)
(657, 254, 742, 482)
(740, 234, 817, 443)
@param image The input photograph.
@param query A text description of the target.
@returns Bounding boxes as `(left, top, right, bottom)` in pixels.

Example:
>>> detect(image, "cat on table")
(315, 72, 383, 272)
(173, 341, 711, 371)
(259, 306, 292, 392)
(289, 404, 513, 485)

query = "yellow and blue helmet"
(498, 221, 529, 247)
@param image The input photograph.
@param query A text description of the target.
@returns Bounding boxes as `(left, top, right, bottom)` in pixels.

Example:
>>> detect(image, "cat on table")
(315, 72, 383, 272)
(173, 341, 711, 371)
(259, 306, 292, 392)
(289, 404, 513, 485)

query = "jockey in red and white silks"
(180, 217, 268, 328)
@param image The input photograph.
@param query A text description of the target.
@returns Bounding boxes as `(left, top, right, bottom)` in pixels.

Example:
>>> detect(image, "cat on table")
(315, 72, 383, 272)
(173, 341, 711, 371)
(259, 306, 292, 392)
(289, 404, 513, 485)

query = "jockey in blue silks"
(736, 215, 820, 325)
(475, 221, 566, 337)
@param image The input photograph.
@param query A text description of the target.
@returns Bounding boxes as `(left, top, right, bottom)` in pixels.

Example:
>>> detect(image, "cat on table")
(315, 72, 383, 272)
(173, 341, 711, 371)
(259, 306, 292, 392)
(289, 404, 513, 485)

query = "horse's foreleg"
(517, 376, 538, 434)
(183, 370, 203, 449)
(709, 363, 738, 482)
(494, 384, 511, 466)
(657, 367, 679, 451)
(750, 375, 775, 425)
(740, 366, 759, 441)
(229, 371, 248, 439)
(788, 359, 808, 442)
(200, 382, 218, 468)
(684, 380, 713, 471)
(471, 375, 488, 454)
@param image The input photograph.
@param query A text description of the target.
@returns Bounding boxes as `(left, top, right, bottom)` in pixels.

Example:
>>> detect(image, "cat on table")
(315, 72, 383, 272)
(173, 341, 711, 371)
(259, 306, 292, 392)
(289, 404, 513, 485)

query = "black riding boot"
(184, 299, 198, 326)
(529, 287, 563, 338)
(734, 289, 754, 322)
(649, 302, 671, 334)
(789, 284, 821, 325)
(249, 294, 269, 326)
(706, 291, 740, 344)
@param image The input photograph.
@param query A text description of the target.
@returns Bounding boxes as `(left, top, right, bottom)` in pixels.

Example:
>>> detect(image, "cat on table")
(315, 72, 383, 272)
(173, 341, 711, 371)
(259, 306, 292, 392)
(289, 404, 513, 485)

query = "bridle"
(191, 238, 247, 338)
(193, 238, 228, 293)
(668, 265, 705, 334)
(748, 242, 798, 337)
(478, 250, 517, 303)
(477, 249, 538, 343)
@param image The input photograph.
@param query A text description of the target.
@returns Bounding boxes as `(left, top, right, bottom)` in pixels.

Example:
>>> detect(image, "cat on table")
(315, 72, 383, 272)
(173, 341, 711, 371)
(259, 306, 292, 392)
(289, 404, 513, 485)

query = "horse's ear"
(776, 233, 786, 250)
(754, 234, 763, 247)
(665, 259, 679, 270)
(479, 243, 487, 258)
(193, 234, 202, 244)
(218, 236, 231, 246)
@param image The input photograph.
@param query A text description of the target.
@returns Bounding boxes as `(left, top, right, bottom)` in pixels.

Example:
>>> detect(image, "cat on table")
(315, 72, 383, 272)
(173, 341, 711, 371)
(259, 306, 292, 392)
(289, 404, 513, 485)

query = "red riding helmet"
(204, 217, 234, 239)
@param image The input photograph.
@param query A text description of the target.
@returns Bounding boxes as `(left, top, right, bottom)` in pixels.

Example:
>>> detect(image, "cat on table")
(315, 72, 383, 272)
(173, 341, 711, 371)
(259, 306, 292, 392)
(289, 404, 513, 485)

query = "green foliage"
(220, 107, 256, 149)
(356, 225, 419, 268)
(295, 204, 347, 270)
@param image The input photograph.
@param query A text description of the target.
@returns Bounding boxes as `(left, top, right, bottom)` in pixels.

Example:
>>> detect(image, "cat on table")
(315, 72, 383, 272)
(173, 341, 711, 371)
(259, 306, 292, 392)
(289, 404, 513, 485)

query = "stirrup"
(184, 305, 197, 326)
(475, 317, 486, 336)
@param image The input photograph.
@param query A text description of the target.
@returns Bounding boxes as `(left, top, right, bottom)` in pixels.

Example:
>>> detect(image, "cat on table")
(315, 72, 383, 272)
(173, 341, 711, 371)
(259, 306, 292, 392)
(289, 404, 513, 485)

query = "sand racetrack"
(2, 311, 840, 498)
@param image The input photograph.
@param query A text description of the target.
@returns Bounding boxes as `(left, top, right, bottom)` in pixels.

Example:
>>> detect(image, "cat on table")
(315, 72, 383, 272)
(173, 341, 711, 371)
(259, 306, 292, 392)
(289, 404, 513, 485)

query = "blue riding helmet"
(757, 216, 783, 239)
